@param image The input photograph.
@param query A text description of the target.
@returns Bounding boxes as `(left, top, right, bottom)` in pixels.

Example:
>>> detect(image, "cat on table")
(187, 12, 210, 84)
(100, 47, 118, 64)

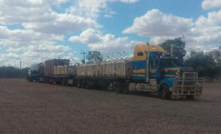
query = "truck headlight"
(176, 72, 180, 77)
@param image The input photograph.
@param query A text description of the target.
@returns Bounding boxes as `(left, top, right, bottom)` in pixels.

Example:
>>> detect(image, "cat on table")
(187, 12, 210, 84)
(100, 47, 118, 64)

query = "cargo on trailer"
(44, 59, 69, 76)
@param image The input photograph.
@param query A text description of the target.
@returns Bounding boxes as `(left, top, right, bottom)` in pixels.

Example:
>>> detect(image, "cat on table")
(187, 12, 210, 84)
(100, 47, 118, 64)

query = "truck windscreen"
(161, 59, 179, 67)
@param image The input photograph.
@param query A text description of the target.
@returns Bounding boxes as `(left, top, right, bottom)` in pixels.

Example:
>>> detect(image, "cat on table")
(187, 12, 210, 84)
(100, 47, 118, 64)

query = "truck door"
(150, 58, 157, 79)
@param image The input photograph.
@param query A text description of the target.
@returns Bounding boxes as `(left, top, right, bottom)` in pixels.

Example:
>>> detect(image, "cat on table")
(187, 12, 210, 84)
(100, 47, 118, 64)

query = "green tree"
(86, 51, 103, 63)
(206, 49, 221, 63)
(0, 66, 29, 78)
(185, 51, 221, 79)
(160, 37, 186, 65)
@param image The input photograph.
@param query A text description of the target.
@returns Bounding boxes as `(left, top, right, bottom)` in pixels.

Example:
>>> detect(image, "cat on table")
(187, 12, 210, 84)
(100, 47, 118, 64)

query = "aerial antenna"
(80, 51, 87, 64)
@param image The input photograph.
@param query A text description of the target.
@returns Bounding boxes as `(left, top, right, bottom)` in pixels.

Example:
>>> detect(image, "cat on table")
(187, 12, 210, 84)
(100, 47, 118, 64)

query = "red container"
(44, 59, 70, 76)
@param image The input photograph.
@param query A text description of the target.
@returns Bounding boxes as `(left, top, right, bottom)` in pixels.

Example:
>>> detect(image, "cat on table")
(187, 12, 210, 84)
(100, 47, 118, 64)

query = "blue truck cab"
(129, 44, 203, 99)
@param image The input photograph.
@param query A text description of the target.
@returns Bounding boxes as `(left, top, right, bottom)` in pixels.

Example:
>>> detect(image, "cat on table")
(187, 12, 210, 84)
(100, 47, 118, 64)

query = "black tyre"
(122, 82, 130, 94)
(62, 79, 66, 86)
(77, 80, 82, 88)
(81, 81, 86, 88)
(160, 85, 171, 100)
(115, 82, 122, 93)
(186, 95, 194, 100)
(85, 81, 90, 89)
(100, 83, 108, 90)
(46, 79, 50, 84)
(36, 78, 40, 83)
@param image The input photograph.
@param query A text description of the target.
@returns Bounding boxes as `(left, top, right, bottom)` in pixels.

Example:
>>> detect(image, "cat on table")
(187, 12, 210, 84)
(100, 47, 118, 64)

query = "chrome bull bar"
(172, 72, 203, 96)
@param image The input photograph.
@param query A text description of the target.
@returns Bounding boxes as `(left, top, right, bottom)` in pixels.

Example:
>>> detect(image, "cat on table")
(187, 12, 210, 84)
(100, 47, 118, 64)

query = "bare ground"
(0, 78, 220, 134)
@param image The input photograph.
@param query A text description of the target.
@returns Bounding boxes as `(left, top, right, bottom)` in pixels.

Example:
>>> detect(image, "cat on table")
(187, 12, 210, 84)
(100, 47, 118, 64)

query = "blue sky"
(0, 0, 220, 67)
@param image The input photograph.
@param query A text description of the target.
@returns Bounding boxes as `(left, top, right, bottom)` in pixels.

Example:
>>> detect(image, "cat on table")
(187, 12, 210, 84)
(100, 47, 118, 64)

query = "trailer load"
(76, 59, 133, 89)
(27, 59, 76, 86)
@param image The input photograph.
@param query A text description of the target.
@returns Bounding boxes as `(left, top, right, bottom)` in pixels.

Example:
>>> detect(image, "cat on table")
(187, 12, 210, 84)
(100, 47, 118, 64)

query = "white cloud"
(123, 7, 221, 52)
(63, 53, 80, 64)
(69, 29, 102, 43)
(23, 14, 99, 34)
(149, 36, 174, 45)
(120, 0, 138, 3)
(202, 0, 221, 10)
(186, 26, 221, 49)
(0, 1, 99, 35)
(0, 26, 71, 67)
(123, 9, 194, 37)
(0, 3, 55, 25)
(2, 0, 69, 8)
(0, 0, 96, 67)
(150, 25, 221, 50)
(196, 10, 221, 26)
(69, 29, 141, 53)
(28, 43, 70, 54)
(0, 26, 9, 39)
(22, 42, 70, 62)
(0, 53, 21, 66)
(0, 42, 71, 67)
(0, 26, 63, 48)
(67, 0, 138, 19)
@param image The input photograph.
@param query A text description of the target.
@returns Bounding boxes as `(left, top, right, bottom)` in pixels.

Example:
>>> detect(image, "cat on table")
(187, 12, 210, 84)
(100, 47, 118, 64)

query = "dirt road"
(0, 79, 220, 134)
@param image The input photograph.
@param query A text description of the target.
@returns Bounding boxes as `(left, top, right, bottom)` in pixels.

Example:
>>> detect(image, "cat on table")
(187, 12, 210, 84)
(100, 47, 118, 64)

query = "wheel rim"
(62, 80, 65, 86)
(123, 83, 129, 93)
(77, 81, 81, 87)
(115, 83, 121, 93)
(85, 82, 89, 89)
(161, 88, 166, 98)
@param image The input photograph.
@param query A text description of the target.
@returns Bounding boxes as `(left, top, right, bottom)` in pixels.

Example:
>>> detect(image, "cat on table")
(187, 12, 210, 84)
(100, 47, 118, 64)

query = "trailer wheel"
(36, 78, 40, 83)
(77, 80, 82, 88)
(115, 82, 122, 93)
(100, 81, 108, 90)
(62, 79, 66, 86)
(186, 95, 194, 100)
(81, 80, 86, 88)
(85, 81, 90, 89)
(160, 85, 171, 100)
(45, 79, 50, 84)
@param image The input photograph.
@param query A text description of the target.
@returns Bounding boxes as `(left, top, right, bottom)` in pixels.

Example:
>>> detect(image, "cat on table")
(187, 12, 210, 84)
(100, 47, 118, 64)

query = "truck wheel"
(186, 95, 194, 100)
(122, 82, 130, 94)
(115, 82, 122, 93)
(77, 81, 81, 88)
(160, 85, 171, 100)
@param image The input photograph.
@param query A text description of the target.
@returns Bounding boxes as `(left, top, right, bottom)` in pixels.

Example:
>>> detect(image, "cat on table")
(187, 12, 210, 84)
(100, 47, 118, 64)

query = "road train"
(27, 44, 203, 99)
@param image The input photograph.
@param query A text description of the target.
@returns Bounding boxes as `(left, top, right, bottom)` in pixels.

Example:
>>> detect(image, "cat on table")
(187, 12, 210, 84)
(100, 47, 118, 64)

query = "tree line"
(160, 37, 221, 81)
(185, 50, 221, 80)
(0, 66, 29, 78)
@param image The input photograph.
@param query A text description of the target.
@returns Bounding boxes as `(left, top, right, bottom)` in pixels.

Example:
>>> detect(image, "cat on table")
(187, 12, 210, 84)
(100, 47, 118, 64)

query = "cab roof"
(135, 44, 167, 53)
(133, 44, 167, 61)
